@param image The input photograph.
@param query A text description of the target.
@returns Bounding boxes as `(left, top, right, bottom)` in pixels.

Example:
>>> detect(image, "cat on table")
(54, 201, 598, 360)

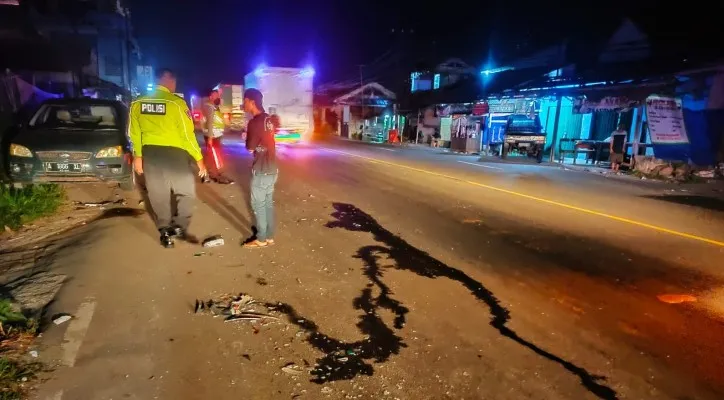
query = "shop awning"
(332, 82, 396, 107)
(507, 58, 724, 101)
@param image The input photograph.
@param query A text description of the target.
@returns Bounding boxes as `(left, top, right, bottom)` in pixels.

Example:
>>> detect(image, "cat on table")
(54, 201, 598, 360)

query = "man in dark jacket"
(242, 88, 278, 248)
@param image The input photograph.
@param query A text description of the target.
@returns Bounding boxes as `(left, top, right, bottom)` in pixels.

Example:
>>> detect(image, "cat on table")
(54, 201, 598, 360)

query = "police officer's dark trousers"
(142, 145, 196, 231)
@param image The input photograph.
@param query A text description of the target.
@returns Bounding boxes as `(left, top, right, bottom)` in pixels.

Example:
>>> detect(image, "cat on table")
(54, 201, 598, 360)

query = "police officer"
(203, 88, 234, 184)
(129, 68, 207, 248)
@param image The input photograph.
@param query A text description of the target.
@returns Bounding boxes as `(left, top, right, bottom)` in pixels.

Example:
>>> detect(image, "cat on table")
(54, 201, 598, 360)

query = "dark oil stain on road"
(321, 202, 619, 400)
(256, 277, 268, 286)
(263, 301, 398, 383)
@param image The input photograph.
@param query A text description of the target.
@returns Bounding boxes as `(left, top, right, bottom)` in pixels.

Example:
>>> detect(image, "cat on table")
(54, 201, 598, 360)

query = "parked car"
(6, 98, 134, 190)
(500, 114, 546, 163)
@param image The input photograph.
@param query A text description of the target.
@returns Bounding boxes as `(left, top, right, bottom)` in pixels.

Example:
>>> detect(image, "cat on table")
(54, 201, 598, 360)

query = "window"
(410, 72, 422, 92)
(31, 104, 120, 130)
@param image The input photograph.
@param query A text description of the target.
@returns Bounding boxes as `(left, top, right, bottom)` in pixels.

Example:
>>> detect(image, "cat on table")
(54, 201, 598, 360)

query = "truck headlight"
(9, 144, 33, 157)
(96, 146, 123, 158)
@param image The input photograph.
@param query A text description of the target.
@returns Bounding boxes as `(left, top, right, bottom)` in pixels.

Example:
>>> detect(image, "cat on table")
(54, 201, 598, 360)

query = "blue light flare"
(254, 63, 268, 77)
(301, 66, 315, 77)
(480, 66, 514, 75)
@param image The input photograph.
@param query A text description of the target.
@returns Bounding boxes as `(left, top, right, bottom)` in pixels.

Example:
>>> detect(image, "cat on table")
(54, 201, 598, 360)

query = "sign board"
(440, 116, 452, 141)
(438, 103, 473, 116)
(573, 96, 638, 114)
(486, 99, 529, 114)
(472, 102, 489, 115)
(136, 65, 153, 78)
(645, 95, 689, 144)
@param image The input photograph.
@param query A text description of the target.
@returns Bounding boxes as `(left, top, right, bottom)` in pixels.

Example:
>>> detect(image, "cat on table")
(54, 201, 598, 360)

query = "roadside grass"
(0, 299, 41, 400)
(0, 184, 65, 231)
(0, 357, 40, 400)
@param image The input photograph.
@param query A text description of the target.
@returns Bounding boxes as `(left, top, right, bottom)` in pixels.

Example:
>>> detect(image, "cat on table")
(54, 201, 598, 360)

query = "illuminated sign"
(433, 74, 441, 90)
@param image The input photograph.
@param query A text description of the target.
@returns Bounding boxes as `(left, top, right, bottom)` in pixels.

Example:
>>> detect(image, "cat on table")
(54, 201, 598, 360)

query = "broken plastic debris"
(53, 315, 72, 325)
(202, 235, 225, 248)
(29, 350, 38, 358)
(281, 362, 304, 375)
(231, 295, 255, 315)
(75, 199, 126, 208)
(195, 293, 279, 323)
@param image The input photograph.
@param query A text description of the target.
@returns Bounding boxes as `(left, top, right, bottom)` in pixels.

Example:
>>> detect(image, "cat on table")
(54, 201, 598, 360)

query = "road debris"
(194, 293, 279, 323)
(193, 252, 206, 257)
(230, 295, 255, 314)
(202, 235, 225, 248)
(74, 199, 126, 208)
(281, 362, 304, 375)
(52, 314, 72, 325)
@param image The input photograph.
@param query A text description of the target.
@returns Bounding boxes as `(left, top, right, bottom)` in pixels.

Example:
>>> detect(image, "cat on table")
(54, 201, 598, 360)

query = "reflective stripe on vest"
(213, 110, 225, 129)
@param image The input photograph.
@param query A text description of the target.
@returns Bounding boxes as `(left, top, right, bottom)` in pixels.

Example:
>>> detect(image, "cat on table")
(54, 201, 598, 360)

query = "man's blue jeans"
(250, 172, 278, 241)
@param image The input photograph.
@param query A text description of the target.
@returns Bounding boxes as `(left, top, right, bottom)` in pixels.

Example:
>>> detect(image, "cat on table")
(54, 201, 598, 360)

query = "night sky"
(127, 0, 723, 93)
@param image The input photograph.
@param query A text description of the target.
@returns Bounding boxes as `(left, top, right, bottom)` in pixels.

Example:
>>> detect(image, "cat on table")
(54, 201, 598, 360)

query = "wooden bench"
(559, 138, 596, 164)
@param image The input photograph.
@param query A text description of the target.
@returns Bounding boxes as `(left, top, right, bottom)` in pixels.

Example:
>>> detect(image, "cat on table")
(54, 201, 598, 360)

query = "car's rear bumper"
(8, 156, 132, 184)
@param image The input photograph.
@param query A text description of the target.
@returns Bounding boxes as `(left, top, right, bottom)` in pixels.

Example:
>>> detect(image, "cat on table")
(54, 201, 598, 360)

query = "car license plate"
(45, 162, 82, 172)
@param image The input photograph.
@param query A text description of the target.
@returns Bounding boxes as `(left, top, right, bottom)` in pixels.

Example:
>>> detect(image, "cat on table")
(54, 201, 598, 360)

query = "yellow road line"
(323, 147, 724, 247)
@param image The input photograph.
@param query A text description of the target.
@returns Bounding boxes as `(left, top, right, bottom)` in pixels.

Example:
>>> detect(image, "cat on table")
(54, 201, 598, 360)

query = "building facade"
(10, 0, 141, 98)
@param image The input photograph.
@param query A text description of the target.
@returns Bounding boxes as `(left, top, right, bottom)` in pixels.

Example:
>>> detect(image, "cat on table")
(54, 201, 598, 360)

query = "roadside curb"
(475, 155, 558, 167)
(1, 184, 139, 317)
(0, 206, 103, 254)
(560, 164, 724, 197)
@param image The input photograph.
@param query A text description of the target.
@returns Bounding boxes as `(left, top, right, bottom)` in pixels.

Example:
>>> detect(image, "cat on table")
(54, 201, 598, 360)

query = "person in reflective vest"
(128, 68, 207, 248)
(202, 88, 234, 184)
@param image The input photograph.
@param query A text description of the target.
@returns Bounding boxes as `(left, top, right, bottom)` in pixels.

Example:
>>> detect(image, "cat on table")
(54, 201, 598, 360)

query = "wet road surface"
(31, 137, 724, 400)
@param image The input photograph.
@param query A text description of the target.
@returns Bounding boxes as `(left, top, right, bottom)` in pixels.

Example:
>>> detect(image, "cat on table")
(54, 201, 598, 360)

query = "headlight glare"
(96, 146, 123, 158)
(9, 144, 32, 157)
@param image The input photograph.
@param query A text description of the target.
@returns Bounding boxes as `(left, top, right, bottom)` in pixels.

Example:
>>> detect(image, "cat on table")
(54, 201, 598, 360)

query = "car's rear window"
(30, 104, 120, 130)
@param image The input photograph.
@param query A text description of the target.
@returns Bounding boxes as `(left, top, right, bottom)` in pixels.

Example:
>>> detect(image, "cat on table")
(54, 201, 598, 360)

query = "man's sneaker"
(159, 228, 175, 248)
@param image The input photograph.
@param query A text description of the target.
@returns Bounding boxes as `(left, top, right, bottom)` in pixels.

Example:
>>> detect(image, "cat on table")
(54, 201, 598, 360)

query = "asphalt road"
(31, 137, 724, 400)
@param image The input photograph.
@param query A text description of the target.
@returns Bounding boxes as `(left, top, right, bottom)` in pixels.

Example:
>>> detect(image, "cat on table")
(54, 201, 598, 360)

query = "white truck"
(244, 66, 314, 143)
(214, 83, 245, 132)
